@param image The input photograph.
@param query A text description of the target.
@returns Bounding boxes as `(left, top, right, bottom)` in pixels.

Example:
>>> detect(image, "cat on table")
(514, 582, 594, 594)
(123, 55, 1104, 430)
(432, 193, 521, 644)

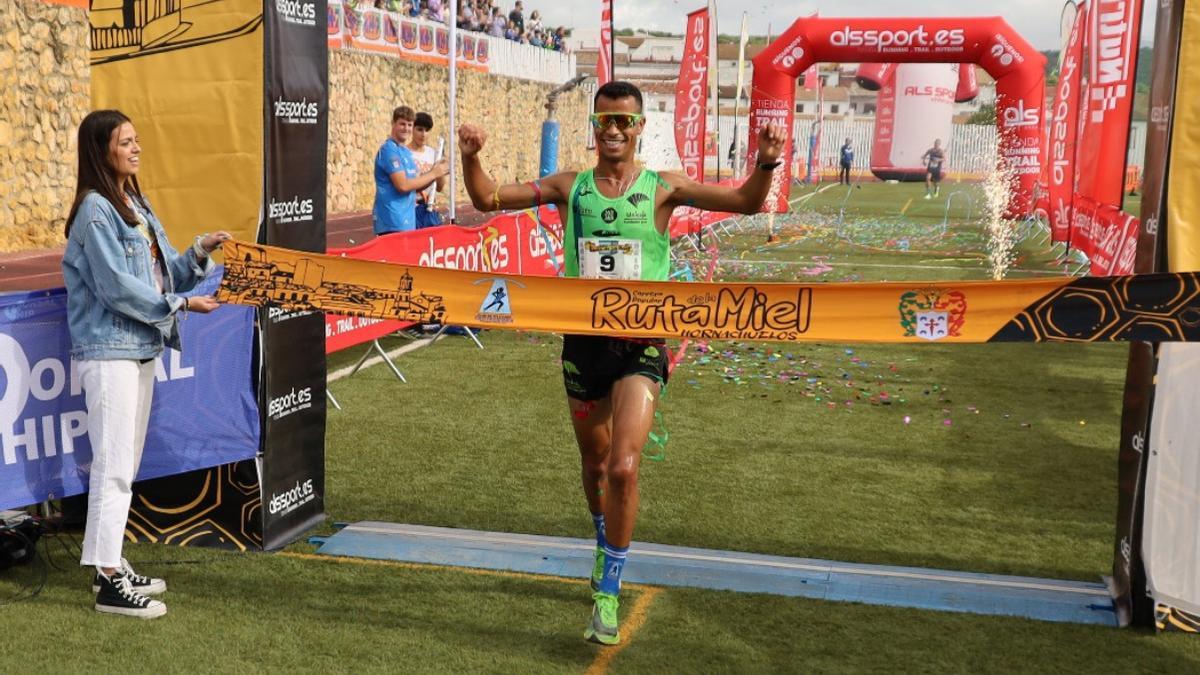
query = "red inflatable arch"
(748, 16, 1046, 218)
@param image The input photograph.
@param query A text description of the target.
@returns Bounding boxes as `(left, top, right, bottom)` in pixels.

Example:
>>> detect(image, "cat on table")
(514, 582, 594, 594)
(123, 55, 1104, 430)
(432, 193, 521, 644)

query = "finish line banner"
(217, 241, 1200, 344)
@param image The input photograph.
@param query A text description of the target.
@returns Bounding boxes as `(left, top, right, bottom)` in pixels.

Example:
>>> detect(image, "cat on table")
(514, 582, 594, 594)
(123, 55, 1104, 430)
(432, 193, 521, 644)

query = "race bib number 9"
(579, 238, 642, 280)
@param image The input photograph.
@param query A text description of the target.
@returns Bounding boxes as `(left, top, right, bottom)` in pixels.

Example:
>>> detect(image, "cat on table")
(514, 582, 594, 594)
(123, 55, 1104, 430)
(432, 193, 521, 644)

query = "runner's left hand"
(755, 123, 786, 164)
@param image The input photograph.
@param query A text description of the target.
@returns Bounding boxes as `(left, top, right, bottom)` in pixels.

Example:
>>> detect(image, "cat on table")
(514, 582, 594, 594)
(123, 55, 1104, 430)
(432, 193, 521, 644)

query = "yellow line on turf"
(585, 586, 663, 675)
(900, 197, 914, 214)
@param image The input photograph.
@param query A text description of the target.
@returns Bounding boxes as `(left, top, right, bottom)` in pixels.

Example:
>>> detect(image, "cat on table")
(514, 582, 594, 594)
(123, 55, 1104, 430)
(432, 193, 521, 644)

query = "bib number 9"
(579, 238, 642, 280)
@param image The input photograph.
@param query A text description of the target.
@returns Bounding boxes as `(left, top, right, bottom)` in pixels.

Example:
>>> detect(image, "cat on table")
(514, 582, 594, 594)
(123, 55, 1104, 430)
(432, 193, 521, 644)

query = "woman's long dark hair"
(64, 110, 149, 237)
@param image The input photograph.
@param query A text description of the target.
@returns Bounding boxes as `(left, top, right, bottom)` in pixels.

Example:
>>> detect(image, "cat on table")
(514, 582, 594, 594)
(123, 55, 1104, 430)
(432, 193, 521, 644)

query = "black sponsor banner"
(259, 309, 327, 549)
(127, 460, 264, 551)
(1112, 0, 1184, 628)
(260, 0, 329, 549)
(1133, 0, 1179, 275)
(263, 0, 328, 253)
(1112, 343, 1155, 627)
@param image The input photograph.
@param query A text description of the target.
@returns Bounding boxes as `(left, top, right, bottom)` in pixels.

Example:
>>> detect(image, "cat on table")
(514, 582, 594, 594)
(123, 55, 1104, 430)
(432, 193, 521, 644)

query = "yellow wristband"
(491, 187, 501, 211)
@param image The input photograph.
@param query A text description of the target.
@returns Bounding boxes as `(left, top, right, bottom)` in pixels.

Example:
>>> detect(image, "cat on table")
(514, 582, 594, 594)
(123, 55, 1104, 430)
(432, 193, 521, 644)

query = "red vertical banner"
(597, 0, 613, 85)
(803, 64, 818, 90)
(802, 64, 819, 181)
(954, 64, 979, 102)
(674, 8, 710, 183)
(1076, 0, 1142, 205)
(1049, 2, 1088, 243)
(871, 74, 897, 175)
(1110, 211, 1141, 275)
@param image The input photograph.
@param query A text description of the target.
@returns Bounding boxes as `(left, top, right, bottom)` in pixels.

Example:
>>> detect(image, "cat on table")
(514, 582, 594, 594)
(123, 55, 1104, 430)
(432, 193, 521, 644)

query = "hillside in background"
(1042, 47, 1153, 120)
(1042, 47, 1153, 90)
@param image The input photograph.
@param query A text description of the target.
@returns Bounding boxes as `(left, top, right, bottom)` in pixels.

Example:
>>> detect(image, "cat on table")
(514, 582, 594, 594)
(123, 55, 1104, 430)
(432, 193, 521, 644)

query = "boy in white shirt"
(409, 111, 447, 228)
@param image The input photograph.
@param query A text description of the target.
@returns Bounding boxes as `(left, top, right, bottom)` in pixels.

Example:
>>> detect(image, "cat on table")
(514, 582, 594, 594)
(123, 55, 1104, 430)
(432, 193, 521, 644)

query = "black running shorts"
(561, 334, 670, 401)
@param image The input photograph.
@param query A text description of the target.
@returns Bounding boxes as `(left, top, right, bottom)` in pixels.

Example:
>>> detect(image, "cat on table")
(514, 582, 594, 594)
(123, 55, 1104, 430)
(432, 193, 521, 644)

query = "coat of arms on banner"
(899, 289, 967, 340)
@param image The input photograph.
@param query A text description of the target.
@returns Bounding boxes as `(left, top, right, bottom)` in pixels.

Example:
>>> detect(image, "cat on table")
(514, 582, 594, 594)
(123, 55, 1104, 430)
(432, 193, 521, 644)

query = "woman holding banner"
(458, 81, 785, 646)
(61, 110, 230, 619)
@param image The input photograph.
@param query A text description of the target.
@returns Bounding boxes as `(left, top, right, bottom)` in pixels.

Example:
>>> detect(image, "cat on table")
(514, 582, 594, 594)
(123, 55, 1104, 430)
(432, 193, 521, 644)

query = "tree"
(967, 103, 996, 125)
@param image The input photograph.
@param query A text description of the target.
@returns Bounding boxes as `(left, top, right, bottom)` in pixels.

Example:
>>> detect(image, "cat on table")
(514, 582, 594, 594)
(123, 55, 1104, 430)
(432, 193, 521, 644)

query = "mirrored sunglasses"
(589, 113, 644, 130)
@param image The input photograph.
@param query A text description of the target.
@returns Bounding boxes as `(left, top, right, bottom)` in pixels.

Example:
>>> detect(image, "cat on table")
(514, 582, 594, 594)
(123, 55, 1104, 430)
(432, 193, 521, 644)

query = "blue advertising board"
(0, 272, 259, 510)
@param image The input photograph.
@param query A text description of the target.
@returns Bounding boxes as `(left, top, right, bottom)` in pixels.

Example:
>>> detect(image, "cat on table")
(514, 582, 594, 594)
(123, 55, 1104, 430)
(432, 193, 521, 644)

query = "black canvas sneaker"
(94, 571, 167, 619)
(92, 558, 166, 595)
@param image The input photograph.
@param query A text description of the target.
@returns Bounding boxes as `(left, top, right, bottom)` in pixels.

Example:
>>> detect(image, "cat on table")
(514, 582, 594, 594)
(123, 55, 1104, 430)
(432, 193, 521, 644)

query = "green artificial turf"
(5, 178, 1195, 673)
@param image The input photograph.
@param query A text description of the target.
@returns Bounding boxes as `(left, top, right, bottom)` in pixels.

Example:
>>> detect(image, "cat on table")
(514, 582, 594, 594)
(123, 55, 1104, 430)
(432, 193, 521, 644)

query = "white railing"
(485, 36, 576, 84)
(328, 4, 575, 86)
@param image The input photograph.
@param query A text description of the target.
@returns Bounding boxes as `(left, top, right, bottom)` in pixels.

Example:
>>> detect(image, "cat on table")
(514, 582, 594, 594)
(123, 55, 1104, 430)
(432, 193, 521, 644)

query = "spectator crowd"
(345, 0, 570, 52)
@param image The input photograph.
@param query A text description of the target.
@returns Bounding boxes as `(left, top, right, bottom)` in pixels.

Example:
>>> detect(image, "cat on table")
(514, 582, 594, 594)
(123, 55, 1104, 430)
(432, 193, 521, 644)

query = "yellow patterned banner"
(90, 0, 264, 246)
(216, 241, 1200, 344)
(1169, 2, 1200, 272)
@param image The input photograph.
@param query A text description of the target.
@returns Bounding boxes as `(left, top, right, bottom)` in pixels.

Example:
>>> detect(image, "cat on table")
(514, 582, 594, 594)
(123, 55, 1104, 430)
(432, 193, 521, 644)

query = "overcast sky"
(528, 0, 1156, 51)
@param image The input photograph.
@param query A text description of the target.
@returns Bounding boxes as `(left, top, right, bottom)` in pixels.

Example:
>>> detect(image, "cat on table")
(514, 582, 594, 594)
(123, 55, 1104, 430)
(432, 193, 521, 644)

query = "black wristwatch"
(757, 160, 783, 171)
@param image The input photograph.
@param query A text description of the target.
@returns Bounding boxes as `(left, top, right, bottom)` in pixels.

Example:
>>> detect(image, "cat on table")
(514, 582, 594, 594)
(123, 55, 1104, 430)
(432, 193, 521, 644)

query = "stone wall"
(0, 0, 90, 253)
(328, 50, 592, 214)
(0, 9, 589, 253)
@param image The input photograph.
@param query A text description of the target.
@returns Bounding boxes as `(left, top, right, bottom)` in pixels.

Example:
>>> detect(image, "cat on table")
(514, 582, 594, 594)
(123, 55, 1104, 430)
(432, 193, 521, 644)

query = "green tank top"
(564, 168, 670, 281)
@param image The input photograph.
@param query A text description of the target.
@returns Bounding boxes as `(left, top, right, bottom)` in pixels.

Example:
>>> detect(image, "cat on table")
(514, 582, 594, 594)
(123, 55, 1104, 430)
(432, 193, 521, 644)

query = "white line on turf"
(788, 183, 840, 206)
(327, 336, 435, 382)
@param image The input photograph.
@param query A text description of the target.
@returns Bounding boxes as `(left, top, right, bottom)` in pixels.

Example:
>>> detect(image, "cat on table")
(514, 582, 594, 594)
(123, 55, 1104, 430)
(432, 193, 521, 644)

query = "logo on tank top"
(626, 193, 650, 207)
(601, 208, 618, 223)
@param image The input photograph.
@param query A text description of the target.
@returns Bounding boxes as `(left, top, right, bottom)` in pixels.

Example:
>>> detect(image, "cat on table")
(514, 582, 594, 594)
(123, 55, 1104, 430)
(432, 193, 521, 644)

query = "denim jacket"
(62, 191, 212, 360)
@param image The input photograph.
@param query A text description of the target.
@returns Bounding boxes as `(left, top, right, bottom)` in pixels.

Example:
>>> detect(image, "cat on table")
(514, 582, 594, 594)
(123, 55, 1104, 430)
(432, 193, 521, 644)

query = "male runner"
(922, 138, 946, 199)
(458, 80, 785, 646)
(838, 137, 854, 186)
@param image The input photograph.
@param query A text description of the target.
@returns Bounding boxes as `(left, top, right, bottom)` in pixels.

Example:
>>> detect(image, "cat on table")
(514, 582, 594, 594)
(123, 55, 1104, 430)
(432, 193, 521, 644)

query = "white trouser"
(78, 359, 156, 569)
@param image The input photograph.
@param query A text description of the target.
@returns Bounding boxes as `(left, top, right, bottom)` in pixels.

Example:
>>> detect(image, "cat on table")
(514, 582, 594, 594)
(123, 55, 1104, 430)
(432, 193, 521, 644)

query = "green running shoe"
(590, 546, 604, 592)
(584, 592, 620, 645)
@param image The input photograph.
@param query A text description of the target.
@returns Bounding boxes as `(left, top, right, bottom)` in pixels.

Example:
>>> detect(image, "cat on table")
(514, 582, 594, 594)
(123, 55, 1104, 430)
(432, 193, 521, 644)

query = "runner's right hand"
(458, 124, 487, 158)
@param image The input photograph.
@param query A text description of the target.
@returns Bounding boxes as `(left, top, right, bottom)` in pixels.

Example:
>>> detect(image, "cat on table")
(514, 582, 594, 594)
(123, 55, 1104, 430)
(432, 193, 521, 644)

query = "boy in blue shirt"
(373, 106, 448, 235)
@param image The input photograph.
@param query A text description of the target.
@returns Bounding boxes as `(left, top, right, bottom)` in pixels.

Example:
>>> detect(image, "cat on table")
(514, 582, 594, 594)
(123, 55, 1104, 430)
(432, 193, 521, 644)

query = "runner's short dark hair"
(414, 112, 434, 130)
(594, 81, 643, 112)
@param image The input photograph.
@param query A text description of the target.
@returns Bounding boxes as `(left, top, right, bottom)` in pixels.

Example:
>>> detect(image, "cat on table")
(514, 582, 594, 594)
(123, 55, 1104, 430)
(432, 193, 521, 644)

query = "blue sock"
(598, 544, 628, 595)
(592, 512, 606, 549)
